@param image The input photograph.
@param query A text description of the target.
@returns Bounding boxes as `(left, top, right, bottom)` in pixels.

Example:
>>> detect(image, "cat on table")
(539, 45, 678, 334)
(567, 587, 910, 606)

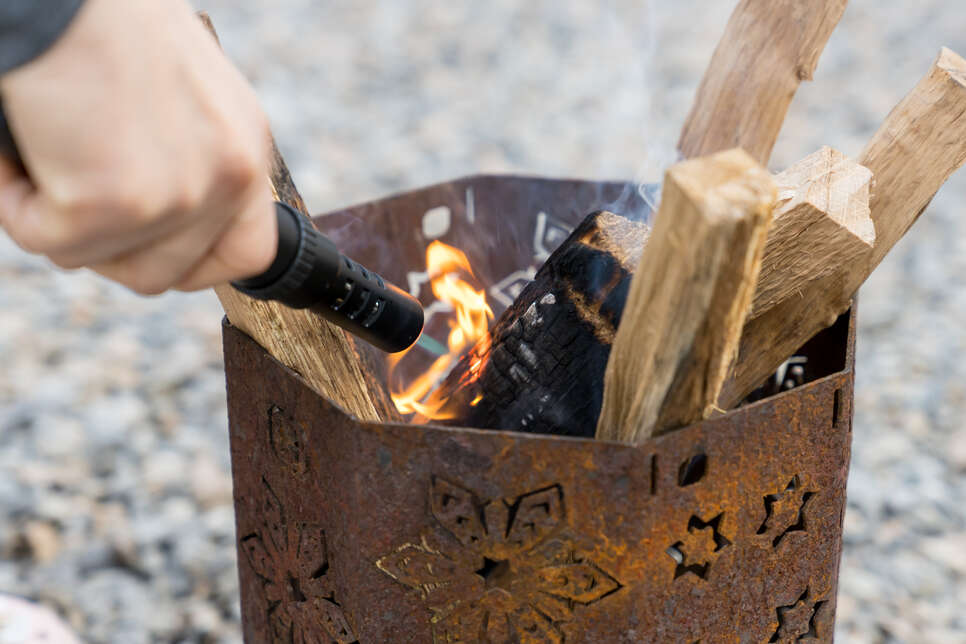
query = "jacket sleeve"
(0, 1, 86, 75)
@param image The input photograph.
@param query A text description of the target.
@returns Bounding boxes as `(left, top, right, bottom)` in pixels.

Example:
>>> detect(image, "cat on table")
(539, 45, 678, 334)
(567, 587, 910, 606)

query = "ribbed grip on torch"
(232, 202, 424, 353)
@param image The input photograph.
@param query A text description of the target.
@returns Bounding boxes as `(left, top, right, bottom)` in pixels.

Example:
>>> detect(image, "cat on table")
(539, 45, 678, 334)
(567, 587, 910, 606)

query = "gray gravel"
(2, 1, 965, 642)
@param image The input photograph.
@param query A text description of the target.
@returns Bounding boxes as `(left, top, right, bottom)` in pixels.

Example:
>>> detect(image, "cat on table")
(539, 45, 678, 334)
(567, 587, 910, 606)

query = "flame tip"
(389, 240, 492, 420)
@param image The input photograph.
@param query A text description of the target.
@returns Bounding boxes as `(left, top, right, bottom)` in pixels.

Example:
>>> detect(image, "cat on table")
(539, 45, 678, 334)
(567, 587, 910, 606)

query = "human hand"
(0, 0, 276, 294)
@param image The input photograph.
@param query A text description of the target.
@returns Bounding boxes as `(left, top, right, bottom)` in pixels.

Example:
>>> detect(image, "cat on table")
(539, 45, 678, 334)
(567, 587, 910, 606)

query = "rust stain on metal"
(224, 175, 855, 643)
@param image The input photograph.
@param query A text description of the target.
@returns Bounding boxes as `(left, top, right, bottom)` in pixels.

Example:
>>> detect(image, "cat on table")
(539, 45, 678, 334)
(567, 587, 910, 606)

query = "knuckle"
(218, 143, 262, 193)
(48, 253, 85, 270)
(7, 217, 67, 256)
(105, 189, 153, 223)
(125, 272, 170, 296)
(9, 229, 48, 255)
(107, 257, 173, 296)
(169, 186, 203, 217)
(57, 186, 147, 223)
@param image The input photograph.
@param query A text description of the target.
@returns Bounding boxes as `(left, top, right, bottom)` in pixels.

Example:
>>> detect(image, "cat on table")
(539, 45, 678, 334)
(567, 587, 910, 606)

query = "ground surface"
(1, 1, 965, 642)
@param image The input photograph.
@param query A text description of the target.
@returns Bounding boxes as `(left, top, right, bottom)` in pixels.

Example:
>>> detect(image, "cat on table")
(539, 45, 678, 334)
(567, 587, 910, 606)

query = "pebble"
(1, 1, 965, 642)
(13, 521, 62, 566)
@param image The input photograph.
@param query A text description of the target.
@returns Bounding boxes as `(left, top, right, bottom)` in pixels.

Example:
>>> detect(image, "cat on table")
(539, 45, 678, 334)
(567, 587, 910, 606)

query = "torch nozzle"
(232, 202, 424, 353)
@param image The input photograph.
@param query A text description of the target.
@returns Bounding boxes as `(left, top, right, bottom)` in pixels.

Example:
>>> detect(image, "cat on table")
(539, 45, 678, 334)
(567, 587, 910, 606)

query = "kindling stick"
(678, 0, 848, 165)
(596, 149, 776, 443)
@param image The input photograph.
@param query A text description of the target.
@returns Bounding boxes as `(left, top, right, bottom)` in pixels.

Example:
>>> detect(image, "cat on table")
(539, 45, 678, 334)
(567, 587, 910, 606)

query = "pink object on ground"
(0, 595, 80, 644)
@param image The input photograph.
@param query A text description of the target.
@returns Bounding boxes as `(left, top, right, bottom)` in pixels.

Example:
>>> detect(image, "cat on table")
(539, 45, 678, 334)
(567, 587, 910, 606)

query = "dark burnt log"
(426, 210, 649, 437)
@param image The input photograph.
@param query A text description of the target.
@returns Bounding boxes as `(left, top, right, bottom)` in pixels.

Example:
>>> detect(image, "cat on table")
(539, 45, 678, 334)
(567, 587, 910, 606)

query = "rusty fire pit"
(224, 175, 854, 643)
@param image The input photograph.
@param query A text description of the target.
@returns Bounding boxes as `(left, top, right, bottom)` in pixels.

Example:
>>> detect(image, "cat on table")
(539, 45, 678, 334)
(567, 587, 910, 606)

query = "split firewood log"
(718, 47, 966, 408)
(595, 149, 776, 442)
(861, 47, 966, 271)
(678, 0, 848, 164)
(200, 13, 397, 422)
(716, 147, 874, 407)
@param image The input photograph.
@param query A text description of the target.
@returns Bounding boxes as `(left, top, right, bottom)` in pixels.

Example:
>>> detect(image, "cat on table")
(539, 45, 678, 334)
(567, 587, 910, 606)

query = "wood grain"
(721, 47, 966, 406)
(596, 149, 776, 443)
(678, 0, 847, 165)
(861, 47, 966, 270)
(717, 147, 874, 407)
(200, 12, 391, 422)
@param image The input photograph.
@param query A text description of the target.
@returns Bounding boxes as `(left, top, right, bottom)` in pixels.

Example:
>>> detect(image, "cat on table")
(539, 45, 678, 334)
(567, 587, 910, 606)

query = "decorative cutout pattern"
(666, 513, 731, 580)
(422, 205, 452, 239)
(376, 478, 621, 642)
(490, 268, 538, 309)
(241, 477, 357, 644)
(677, 453, 707, 487)
(769, 588, 825, 642)
(533, 211, 574, 262)
(267, 406, 307, 478)
(757, 476, 815, 547)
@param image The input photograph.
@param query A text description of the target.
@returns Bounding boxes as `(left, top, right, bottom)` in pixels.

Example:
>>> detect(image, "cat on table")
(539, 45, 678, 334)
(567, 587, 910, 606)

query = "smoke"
(586, 0, 682, 222)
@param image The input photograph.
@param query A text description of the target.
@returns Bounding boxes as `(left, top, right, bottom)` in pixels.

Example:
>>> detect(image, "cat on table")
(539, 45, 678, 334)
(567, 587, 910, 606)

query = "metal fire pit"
(224, 175, 855, 643)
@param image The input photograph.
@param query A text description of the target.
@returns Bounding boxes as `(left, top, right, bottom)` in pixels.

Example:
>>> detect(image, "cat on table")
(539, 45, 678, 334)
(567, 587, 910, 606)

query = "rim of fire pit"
(223, 299, 855, 446)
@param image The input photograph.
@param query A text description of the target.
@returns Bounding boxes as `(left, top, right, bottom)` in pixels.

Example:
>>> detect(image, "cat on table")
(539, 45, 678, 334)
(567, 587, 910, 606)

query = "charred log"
(427, 210, 649, 437)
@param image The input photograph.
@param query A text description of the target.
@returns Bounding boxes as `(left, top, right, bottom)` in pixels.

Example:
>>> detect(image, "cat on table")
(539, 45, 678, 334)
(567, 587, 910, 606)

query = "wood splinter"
(596, 149, 776, 443)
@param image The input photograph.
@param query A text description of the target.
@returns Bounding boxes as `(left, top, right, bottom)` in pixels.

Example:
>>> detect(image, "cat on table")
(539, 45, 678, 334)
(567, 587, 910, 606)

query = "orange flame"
(389, 241, 493, 418)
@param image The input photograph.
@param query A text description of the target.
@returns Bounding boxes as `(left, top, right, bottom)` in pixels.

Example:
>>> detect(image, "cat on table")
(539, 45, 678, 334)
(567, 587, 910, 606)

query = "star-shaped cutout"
(757, 476, 815, 547)
(769, 587, 824, 642)
(666, 513, 731, 579)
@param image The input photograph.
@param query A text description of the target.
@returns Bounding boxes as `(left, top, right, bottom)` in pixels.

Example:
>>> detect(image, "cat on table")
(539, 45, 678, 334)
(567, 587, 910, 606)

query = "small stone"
(949, 430, 966, 471)
(190, 455, 233, 509)
(32, 414, 86, 459)
(12, 521, 62, 565)
(187, 599, 223, 633)
(142, 450, 187, 495)
(921, 533, 966, 576)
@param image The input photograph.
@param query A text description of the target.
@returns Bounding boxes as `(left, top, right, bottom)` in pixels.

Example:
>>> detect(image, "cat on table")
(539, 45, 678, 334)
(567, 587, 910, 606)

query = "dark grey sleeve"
(0, 1, 86, 75)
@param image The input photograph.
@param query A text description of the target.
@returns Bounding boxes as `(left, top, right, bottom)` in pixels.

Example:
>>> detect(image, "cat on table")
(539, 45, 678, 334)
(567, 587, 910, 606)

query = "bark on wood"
(678, 0, 847, 165)
(199, 13, 396, 422)
(427, 211, 649, 436)
(860, 47, 966, 270)
(596, 149, 776, 443)
(716, 147, 874, 407)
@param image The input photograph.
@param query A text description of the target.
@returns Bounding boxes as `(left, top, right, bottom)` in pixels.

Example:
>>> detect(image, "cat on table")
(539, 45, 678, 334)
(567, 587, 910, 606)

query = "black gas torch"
(0, 108, 424, 353)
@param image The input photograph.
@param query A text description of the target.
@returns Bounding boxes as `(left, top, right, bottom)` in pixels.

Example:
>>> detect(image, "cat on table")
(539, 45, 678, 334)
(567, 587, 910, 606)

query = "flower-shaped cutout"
(666, 513, 731, 580)
(377, 477, 621, 643)
(757, 476, 815, 547)
(769, 587, 825, 642)
(241, 478, 357, 644)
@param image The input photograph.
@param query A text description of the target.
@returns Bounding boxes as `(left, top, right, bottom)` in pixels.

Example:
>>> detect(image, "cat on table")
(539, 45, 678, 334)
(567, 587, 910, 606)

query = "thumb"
(174, 193, 278, 292)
